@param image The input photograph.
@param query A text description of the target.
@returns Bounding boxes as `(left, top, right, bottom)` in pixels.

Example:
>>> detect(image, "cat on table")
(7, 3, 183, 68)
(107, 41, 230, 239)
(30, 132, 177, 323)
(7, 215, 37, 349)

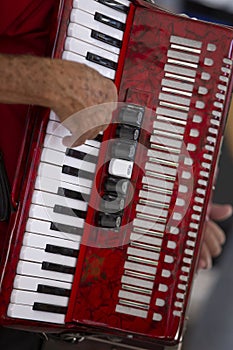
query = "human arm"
(0, 54, 117, 146)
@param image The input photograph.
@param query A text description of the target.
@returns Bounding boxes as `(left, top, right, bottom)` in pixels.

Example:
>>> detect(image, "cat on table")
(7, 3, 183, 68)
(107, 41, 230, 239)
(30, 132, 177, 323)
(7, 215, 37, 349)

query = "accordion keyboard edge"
(1, 0, 233, 347)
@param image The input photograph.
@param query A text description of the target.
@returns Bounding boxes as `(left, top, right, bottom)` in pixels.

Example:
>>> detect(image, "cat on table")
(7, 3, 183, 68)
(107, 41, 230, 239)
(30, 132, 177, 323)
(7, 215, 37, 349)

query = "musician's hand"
(198, 203, 232, 269)
(50, 59, 117, 147)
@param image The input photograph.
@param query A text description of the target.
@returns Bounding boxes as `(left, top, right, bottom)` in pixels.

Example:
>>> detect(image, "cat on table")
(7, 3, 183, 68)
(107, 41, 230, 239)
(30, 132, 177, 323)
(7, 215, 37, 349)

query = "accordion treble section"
(0, 0, 233, 348)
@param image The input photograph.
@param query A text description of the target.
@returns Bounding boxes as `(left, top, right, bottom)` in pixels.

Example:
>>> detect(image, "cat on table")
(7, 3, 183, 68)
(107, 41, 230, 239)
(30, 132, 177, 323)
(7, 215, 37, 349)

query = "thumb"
(210, 203, 233, 221)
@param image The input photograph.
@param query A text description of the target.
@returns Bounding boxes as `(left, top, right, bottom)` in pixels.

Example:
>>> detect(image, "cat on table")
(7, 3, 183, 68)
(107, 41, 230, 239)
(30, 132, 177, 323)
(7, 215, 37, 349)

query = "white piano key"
(136, 204, 168, 219)
(118, 290, 151, 304)
(44, 134, 66, 152)
(7, 304, 65, 324)
(170, 35, 202, 49)
(41, 148, 96, 173)
(116, 304, 147, 318)
(23, 232, 80, 251)
(17, 261, 73, 283)
(26, 218, 82, 242)
(159, 92, 191, 107)
(145, 162, 177, 176)
(162, 78, 194, 92)
(31, 190, 88, 211)
(13, 275, 72, 292)
(65, 37, 118, 63)
(127, 247, 160, 262)
(153, 120, 185, 135)
(124, 261, 156, 275)
(70, 8, 123, 40)
(130, 232, 163, 247)
(156, 107, 188, 121)
(121, 275, 154, 290)
(164, 64, 197, 78)
(68, 23, 120, 55)
(11, 289, 68, 307)
(133, 218, 165, 232)
(73, 0, 127, 23)
(46, 120, 70, 138)
(62, 51, 115, 79)
(35, 176, 91, 196)
(29, 204, 85, 228)
(142, 176, 174, 192)
(150, 135, 183, 150)
(168, 49, 199, 64)
(38, 163, 93, 188)
(20, 246, 76, 267)
(49, 110, 59, 121)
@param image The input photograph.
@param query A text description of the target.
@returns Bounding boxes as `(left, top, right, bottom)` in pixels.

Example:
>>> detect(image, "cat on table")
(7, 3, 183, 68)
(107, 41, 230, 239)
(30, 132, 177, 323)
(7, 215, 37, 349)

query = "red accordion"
(0, 0, 233, 348)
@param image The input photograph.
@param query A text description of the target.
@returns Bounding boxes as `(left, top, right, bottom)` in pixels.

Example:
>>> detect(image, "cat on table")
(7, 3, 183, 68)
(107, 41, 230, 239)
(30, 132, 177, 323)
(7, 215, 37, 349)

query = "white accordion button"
(108, 158, 134, 179)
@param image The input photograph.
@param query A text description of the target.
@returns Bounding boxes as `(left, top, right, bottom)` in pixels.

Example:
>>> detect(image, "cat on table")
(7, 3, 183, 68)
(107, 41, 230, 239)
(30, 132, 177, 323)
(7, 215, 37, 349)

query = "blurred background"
(156, 1, 233, 350)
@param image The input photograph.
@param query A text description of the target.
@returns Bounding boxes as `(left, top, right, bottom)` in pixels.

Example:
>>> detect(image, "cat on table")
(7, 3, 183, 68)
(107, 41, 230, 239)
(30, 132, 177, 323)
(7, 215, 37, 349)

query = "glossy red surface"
(0, 0, 233, 347)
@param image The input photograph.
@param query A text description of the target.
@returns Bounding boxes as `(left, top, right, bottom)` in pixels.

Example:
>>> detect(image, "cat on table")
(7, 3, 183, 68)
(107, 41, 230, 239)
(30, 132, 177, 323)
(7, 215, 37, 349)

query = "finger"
(63, 125, 107, 148)
(202, 221, 225, 259)
(210, 203, 233, 221)
(62, 103, 115, 145)
(205, 219, 226, 245)
(198, 241, 212, 270)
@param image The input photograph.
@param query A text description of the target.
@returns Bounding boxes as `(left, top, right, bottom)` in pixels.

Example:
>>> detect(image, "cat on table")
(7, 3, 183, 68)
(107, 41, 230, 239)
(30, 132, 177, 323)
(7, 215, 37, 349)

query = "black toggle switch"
(111, 140, 137, 161)
(97, 212, 121, 228)
(115, 124, 140, 141)
(101, 194, 125, 213)
(104, 177, 130, 195)
(119, 105, 144, 127)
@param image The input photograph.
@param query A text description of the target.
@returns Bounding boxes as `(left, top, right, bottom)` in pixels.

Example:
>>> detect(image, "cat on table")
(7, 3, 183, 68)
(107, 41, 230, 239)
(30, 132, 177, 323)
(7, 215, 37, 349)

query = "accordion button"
(104, 176, 130, 195)
(97, 212, 121, 228)
(108, 158, 133, 179)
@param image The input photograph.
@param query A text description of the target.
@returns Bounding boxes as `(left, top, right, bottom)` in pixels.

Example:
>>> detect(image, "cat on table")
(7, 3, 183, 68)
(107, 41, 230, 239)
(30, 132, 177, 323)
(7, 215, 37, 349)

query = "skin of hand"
(49, 59, 118, 146)
(198, 203, 233, 270)
(0, 54, 118, 146)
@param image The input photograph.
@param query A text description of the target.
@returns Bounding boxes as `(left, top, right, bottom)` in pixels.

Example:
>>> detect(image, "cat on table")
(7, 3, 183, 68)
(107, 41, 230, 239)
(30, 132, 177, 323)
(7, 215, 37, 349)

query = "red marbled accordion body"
(0, 0, 233, 347)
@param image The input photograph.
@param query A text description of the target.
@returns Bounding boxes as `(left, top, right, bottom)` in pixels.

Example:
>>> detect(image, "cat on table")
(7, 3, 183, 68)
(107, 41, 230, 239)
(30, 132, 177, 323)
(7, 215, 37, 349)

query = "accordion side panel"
(67, 5, 233, 345)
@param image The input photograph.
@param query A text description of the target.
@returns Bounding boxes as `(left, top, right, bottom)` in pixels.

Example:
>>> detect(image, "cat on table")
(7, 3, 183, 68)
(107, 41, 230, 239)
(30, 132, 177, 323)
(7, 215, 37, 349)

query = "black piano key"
(37, 284, 71, 297)
(33, 302, 67, 314)
(62, 165, 94, 180)
(86, 52, 117, 70)
(42, 262, 75, 275)
(50, 222, 83, 236)
(95, 12, 125, 31)
(45, 244, 78, 258)
(95, 0, 129, 14)
(53, 205, 87, 219)
(91, 29, 122, 48)
(66, 148, 98, 163)
(57, 187, 88, 202)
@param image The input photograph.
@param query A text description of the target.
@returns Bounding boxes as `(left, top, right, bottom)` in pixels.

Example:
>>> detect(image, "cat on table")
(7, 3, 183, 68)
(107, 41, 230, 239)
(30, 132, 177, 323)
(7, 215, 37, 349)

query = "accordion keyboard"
(7, 0, 131, 324)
